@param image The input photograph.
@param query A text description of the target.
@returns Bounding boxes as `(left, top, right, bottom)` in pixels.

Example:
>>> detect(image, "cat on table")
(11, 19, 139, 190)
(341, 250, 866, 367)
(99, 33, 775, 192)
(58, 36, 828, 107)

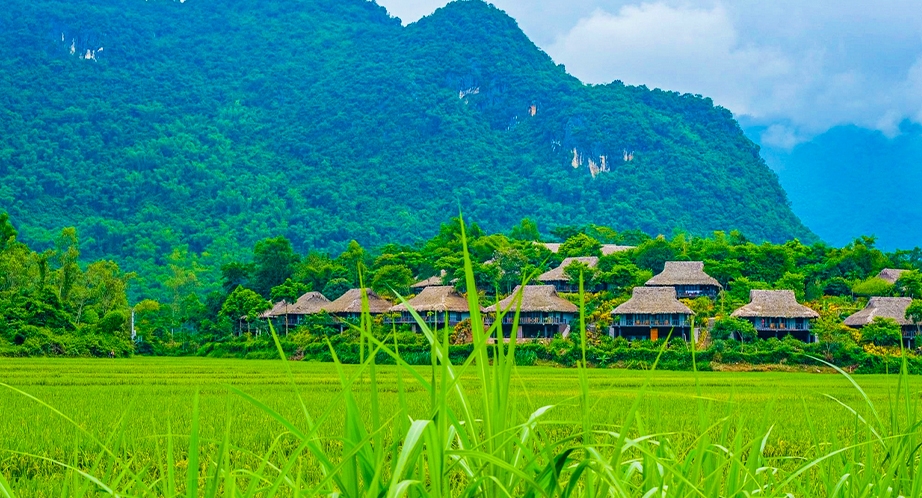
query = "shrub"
(710, 317, 757, 342)
(860, 317, 902, 347)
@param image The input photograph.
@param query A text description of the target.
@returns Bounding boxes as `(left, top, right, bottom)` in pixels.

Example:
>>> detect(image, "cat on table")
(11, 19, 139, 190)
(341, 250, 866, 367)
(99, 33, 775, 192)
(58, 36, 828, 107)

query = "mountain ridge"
(0, 0, 812, 297)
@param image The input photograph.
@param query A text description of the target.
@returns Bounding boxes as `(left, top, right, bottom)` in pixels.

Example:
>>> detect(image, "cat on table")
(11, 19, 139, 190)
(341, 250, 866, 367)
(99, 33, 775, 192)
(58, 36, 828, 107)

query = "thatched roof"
(844, 297, 913, 327)
(611, 287, 694, 315)
(389, 286, 477, 313)
(411, 270, 446, 290)
(601, 245, 636, 255)
(731, 290, 819, 319)
(877, 268, 908, 285)
(484, 285, 579, 313)
(260, 300, 291, 319)
(536, 242, 634, 255)
(538, 257, 599, 283)
(287, 291, 331, 315)
(324, 288, 392, 314)
(645, 261, 722, 288)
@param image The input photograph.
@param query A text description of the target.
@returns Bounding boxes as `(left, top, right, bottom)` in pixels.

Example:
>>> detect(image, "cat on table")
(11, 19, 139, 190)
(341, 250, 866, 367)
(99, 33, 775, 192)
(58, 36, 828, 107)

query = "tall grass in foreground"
(2, 216, 922, 496)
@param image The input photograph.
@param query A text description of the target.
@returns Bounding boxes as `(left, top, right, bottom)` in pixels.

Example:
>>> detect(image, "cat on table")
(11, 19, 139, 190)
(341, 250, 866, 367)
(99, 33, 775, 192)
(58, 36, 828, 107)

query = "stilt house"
(611, 287, 695, 341)
(484, 285, 578, 339)
(538, 257, 600, 293)
(731, 290, 819, 341)
(645, 261, 722, 299)
(844, 297, 918, 345)
(388, 286, 477, 331)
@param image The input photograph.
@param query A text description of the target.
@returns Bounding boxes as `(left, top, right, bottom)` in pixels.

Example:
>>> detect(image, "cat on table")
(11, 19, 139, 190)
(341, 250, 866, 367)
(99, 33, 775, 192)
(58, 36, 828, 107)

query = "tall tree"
(251, 237, 299, 298)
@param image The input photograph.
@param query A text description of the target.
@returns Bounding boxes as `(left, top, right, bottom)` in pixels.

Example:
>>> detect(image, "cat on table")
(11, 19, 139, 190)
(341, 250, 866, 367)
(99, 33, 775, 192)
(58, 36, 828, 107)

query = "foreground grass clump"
(2, 219, 922, 496)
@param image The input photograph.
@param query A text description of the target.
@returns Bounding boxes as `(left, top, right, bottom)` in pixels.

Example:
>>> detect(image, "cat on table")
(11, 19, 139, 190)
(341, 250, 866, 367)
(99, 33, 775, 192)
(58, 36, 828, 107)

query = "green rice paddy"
(1, 357, 916, 496)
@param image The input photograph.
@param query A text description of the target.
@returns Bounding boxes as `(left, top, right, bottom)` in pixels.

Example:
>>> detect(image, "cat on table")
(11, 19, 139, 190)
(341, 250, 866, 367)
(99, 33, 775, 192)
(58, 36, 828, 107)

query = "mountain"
(0, 0, 812, 296)
(753, 123, 922, 250)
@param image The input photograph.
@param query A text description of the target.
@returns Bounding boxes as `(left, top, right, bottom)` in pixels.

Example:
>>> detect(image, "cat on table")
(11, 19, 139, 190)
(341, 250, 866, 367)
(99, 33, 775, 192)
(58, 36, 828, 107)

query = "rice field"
(2, 356, 919, 496)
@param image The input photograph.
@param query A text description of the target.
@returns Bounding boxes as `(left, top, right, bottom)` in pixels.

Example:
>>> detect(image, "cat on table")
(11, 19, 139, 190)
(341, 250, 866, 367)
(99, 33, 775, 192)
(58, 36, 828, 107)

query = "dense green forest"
(0, 0, 811, 299)
(4, 212, 922, 373)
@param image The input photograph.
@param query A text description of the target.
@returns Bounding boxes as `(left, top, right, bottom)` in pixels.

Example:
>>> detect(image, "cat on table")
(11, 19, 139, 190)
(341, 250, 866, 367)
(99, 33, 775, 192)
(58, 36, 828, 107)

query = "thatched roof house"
(535, 242, 634, 255)
(645, 261, 721, 298)
(646, 261, 721, 288)
(538, 257, 600, 293)
(612, 287, 695, 316)
(410, 270, 447, 292)
(325, 288, 392, 315)
(389, 286, 474, 313)
(260, 300, 290, 319)
(484, 285, 578, 314)
(601, 245, 636, 255)
(731, 290, 819, 319)
(538, 257, 599, 282)
(539, 242, 562, 253)
(484, 285, 578, 339)
(844, 297, 913, 327)
(877, 268, 909, 285)
(288, 291, 331, 315)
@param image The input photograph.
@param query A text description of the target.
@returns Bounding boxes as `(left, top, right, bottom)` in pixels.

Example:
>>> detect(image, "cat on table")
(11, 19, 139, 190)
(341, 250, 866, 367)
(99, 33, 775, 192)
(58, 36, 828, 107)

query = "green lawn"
(0, 357, 916, 496)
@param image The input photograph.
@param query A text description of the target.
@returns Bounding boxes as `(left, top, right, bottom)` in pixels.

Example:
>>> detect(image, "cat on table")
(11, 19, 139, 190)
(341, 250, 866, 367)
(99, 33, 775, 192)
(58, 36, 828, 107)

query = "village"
(258, 242, 919, 346)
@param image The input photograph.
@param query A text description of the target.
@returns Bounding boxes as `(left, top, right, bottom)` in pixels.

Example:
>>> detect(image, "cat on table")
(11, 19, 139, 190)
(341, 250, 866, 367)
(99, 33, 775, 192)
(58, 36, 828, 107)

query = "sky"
(377, 0, 922, 149)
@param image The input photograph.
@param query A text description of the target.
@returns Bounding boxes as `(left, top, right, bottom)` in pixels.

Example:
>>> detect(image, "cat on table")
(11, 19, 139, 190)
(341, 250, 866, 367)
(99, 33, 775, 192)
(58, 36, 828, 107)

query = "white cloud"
(545, 3, 792, 117)
(377, 0, 922, 144)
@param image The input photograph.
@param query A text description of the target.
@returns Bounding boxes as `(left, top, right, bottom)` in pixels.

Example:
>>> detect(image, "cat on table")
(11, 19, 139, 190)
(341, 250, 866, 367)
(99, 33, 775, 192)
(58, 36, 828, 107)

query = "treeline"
(0, 214, 134, 356)
(4, 214, 922, 369)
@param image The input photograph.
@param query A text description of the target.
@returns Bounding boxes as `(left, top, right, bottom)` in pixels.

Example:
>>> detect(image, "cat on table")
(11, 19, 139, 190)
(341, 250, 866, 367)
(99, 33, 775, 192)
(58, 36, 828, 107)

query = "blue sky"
(378, 0, 922, 151)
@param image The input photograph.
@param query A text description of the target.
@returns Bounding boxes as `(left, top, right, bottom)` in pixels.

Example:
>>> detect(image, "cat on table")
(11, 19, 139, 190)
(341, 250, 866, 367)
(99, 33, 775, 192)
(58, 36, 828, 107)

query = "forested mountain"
(754, 123, 922, 250)
(0, 0, 811, 298)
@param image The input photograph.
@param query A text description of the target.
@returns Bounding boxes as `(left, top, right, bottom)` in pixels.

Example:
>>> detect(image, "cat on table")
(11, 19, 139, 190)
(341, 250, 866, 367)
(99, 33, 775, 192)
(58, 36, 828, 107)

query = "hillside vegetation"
(0, 0, 811, 297)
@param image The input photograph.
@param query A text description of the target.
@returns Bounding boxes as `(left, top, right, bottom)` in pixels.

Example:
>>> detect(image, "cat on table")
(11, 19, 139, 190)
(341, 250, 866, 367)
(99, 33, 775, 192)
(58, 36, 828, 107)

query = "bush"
(860, 317, 902, 347)
(710, 317, 757, 342)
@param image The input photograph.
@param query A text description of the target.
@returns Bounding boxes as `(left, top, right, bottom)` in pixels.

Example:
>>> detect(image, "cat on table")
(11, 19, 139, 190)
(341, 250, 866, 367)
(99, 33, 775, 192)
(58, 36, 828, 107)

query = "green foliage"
(558, 233, 602, 258)
(906, 300, 922, 326)
(219, 287, 269, 331)
(895, 270, 922, 298)
(710, 317, 757, 342)
(509, 218, 541, 241)
(371, 264, 414, 298)
(860, 317, 902, 346)
(775, 271, 806, 300)
(852, 277, 893, 297)
(0, 0, 814, 301)
(321, 278, 352, 300)
(269, 278, 309, 303)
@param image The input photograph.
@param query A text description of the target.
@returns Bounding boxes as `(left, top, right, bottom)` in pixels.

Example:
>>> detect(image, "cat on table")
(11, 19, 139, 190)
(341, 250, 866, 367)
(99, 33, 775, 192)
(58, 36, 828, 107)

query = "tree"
(710, 317, 757, 342)
(509, 218, 541, 241)
(270, 278, 310, 303)
(220, 262, 252, 295)
(895, 271, 922, 299)
(0, 213, 17, 252)
(563, 261, 599, 290)
(860, 317, 902, 347)
(371, 265, 414, 298)
(559, 233, 602, 258)
(775, 272, 806, 300)
(322, 278, 352, 300)
(220, 286, 270, 335)
(823, 277, 852, 297)
(851, 277, 893, 297)
(634, 237, 677, 273)
(251, 237, 299, 298)
(337, 240, 367, 286)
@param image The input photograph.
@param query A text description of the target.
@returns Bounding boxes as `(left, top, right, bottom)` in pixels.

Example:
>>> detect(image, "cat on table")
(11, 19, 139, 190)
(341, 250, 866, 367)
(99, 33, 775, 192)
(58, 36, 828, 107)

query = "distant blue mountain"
(748, 123, 922, 251)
